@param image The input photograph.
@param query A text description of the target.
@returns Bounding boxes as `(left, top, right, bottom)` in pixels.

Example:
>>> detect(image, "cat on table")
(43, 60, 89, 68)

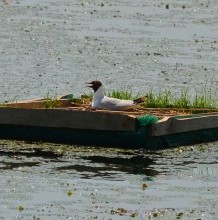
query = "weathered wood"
(150, 115, 218, 136)
(68, 108, 183, 117)
(0, 107, 136, 131)
(4, 101, 45, 109)
(4, 99, 72, 109)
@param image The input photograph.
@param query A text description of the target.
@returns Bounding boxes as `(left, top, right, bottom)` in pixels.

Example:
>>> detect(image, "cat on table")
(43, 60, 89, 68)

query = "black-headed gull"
(87, 80, 147, 111)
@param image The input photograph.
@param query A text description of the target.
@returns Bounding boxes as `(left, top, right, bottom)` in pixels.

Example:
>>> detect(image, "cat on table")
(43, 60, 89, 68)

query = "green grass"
(173, 89, 191, 108)
(192, 88, 216, 109)
(43, 93, 60, 108)
(107, 90, 140, 100)
(81, 90, 140, 100)
(146, 89, 173, 108)
(80, 87, 218, 110)
(144, 88, 217, 109)
(81, 92, 93, 99)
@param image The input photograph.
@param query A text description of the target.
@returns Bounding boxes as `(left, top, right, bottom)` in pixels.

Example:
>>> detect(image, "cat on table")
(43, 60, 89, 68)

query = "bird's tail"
(133, 96, 148, 104)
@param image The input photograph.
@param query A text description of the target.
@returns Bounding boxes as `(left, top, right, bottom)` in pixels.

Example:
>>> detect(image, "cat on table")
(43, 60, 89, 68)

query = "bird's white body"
(92, 85, 134, 110)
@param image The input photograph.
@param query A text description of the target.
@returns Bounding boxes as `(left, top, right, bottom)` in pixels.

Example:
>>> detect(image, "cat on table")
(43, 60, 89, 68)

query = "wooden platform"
(0, 97, 218, 148)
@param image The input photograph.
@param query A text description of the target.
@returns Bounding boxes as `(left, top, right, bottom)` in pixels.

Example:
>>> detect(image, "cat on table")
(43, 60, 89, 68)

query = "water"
(0, 141, 217, 219)
(0, 0, 218, 101)
(0, 0, 218, 219)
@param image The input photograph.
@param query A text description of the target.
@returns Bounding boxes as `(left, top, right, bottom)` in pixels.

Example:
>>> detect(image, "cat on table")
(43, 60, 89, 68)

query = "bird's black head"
(86, 80, 102, 92)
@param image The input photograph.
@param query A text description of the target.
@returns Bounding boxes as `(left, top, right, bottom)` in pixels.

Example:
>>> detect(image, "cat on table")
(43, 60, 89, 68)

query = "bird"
(86, 80, 147, 111)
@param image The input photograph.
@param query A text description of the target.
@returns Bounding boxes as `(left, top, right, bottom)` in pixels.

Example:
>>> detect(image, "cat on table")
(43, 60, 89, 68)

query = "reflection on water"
(0, 161, 40, 170)
(0, 148, 63, 159)
(192, 165, 217, 177)
(0, 143, 159, 177)
(0, 148, 62, 170)
(0, 140, 217, 219)
(57, 155, 159, 178)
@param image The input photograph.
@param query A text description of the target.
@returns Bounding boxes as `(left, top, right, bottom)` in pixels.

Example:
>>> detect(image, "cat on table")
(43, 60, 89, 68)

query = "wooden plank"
(0, 108, 136, 131)
(150, 115, 218, 136)
(4, 101, 45, 108)
(4, 99, 71, 109)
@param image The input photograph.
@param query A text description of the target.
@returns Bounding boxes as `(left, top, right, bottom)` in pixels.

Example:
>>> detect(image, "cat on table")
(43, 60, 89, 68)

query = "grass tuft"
(144, 88, 217, 109)
(81, 92, 93, 99)
(107, 90, 140, 100)
(192, 88, 216, 109)
(173, 89, 191, 108)
(43, 93, 60, 108)
(146, 89, 172, 108)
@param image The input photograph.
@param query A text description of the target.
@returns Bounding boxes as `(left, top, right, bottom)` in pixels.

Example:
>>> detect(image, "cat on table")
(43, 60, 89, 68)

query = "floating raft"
(0, 97, 218, 149)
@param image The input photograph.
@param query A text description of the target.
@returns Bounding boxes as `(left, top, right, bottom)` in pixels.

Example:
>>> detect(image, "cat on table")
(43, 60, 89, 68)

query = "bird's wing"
(101, 96, 134, 110)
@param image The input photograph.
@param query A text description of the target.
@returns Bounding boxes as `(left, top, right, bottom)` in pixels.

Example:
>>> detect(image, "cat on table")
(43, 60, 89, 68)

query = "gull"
(86, 80, 147, 111)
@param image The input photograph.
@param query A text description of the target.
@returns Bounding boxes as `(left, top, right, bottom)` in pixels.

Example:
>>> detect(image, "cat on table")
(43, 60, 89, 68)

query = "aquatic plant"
(67, 190, 73, 197)
(142, 183, 148, 190)
(18, 205, 24, 212)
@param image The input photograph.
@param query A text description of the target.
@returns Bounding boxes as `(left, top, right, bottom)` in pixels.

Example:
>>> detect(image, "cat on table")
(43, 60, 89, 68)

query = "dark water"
(0, 0, 218, 219)
(0, 141, 217, 219)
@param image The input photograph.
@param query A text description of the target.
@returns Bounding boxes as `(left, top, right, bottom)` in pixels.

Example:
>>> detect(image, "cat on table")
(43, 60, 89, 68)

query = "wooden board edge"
(0, 108, 137, 132)
(150, 115, 218, 137)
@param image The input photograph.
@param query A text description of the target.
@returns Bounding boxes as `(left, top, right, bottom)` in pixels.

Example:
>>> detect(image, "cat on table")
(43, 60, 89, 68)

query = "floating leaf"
(142, 183, 148, 190)
(130, 212, 138, 217)
(18, 205, 24, 212)
(117, 208, 127, 213)
(176, 212, 184, 219)
(67, 190, 73, 197)
(111, 208, 128, 216)
(153, 212, 158, 217)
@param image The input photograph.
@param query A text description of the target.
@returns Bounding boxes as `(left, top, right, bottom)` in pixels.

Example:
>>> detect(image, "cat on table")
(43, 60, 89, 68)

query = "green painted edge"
(0, 124, 217, 149)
